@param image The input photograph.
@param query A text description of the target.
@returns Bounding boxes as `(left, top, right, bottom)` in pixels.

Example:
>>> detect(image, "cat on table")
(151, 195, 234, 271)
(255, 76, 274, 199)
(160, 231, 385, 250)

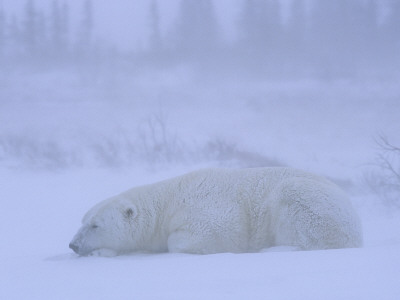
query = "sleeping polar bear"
(69, 167, 362, 256)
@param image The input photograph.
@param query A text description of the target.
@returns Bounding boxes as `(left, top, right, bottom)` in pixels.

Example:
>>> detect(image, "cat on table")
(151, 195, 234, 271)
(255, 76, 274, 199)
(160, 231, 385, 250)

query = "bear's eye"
(91, 224, 99, 229)
(125, 208, 134, 218)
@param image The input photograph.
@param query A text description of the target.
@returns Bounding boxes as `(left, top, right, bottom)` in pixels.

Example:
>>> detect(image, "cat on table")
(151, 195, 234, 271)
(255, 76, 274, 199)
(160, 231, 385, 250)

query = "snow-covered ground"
(1, 70, 400, 299)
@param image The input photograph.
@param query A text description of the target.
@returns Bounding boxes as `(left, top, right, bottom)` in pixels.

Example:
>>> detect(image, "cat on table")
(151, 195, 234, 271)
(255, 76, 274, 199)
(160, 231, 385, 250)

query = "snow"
(1, 69, 400, 300)
(1, 175, 399, 300)
(1, 246, 398, 300)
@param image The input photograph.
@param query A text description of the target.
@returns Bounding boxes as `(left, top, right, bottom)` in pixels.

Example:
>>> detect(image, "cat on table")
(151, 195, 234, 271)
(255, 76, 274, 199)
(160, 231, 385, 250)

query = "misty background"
(0, 0, 399, 78)
(0, 0, 399, 189)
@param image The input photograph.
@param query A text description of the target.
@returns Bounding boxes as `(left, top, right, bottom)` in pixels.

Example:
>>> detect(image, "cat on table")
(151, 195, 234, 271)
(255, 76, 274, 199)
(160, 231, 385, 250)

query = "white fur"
(69, 167, 363, 256)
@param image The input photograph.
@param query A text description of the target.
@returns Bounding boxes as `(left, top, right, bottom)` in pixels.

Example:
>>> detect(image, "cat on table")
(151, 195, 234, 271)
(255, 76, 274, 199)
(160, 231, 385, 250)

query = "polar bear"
(69, 167, 362, 256)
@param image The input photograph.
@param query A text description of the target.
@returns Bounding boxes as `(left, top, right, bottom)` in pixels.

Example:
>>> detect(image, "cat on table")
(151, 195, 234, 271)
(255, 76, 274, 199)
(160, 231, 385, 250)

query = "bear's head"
(69, 198, 139, 256)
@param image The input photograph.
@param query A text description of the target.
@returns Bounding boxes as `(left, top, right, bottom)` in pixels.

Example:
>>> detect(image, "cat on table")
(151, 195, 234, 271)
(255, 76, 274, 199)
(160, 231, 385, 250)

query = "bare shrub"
(366, 135, 400, 208)
(90, 134, 136, 168)
(203, 138, 283, 168)
(0, 135, 76, 169)
(0, 115, 282, 170)
(137, 113, 185, 164)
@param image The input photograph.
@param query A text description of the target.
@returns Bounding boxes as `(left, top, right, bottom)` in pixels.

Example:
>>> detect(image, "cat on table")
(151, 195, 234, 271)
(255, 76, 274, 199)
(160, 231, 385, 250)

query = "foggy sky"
(0, 0, 301, 50)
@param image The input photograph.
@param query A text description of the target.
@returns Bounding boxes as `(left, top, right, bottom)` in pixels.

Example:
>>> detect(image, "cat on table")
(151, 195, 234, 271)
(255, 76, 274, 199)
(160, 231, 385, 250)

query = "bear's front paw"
(89, 248, 118, 257)
(261, 246, 300, 252)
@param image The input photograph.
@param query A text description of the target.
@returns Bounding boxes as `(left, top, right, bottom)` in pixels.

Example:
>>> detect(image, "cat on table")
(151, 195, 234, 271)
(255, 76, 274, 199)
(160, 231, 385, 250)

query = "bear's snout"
(69, 242, 80, 254)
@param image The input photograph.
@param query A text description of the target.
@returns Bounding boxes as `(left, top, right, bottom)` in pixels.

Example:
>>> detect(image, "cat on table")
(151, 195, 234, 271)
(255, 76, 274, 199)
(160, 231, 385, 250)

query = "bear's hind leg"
(274, 180, 361, 250)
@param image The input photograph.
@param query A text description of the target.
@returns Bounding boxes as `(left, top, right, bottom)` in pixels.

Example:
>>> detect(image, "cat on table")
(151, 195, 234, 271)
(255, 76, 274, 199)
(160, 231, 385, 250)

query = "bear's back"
(167, 167, 328, 209)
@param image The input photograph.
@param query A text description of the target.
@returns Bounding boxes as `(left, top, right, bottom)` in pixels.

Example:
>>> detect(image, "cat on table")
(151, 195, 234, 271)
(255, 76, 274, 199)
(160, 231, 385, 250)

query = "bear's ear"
(123, 206, 137, 219)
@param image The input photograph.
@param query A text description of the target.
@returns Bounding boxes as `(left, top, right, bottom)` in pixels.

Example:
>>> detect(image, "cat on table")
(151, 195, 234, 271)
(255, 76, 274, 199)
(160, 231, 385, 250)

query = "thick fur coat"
(69, 167, 363, 256)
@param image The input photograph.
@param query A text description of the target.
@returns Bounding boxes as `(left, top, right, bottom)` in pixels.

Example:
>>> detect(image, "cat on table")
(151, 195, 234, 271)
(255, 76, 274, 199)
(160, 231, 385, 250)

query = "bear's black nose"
(69, 242, 80, 254)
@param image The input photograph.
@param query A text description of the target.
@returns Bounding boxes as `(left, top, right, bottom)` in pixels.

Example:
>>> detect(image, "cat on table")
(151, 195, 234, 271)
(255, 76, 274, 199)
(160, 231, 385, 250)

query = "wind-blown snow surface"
(0, 167, 398, 300)
(1, 75, 400, 299)
(1, 169, 400, 300)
